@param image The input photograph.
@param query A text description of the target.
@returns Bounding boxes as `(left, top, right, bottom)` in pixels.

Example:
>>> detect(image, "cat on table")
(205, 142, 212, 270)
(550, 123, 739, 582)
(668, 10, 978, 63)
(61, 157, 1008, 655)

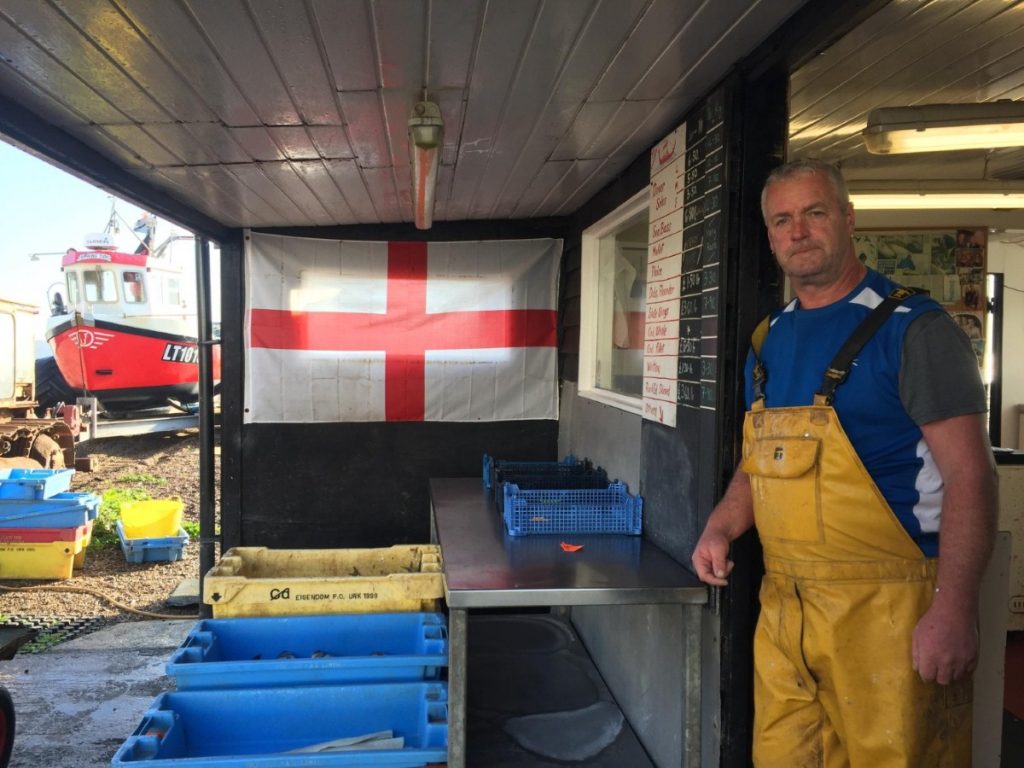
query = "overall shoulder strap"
(815, 286, 923, 405)
(750, 314, 772, 404)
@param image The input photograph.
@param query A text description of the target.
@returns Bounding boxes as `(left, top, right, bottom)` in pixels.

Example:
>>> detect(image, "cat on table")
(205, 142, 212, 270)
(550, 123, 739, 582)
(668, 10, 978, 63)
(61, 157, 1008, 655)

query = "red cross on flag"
(245, 234, 562, 422)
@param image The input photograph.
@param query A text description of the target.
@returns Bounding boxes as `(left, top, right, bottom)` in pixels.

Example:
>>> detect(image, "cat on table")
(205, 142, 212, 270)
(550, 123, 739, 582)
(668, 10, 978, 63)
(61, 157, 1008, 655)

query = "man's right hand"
(691, 467, 754, 586)
(692, 528, 735, 586)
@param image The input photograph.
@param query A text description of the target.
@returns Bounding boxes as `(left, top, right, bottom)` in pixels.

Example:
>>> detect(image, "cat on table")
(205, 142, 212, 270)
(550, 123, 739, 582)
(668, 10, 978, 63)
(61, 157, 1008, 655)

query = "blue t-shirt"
(744, 270, 950, 556)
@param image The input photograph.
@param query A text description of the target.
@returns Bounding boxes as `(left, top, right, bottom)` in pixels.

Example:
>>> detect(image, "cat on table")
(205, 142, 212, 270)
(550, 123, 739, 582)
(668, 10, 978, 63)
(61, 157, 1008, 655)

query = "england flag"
(245, 234, 561, 422)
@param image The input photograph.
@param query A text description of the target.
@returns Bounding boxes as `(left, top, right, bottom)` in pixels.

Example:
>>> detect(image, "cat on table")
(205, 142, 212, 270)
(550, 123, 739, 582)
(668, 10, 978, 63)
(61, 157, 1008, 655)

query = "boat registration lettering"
(161, 343, 199, 364)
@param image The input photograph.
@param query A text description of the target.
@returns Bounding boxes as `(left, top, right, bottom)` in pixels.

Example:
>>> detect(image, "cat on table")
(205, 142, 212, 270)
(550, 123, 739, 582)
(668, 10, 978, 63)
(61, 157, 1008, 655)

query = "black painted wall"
(239, 421, 557, 547)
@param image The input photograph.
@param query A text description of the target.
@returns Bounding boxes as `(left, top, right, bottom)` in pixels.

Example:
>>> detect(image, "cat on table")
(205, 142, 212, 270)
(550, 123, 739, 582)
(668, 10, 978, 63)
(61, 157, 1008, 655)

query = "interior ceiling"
(789, 0, 1024, 190)
(0, 0, 805, 231)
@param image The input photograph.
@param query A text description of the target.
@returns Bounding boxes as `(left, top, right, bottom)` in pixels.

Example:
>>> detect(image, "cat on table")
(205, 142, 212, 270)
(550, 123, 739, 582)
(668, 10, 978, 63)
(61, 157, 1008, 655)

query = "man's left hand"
(911, 595, 979, 685)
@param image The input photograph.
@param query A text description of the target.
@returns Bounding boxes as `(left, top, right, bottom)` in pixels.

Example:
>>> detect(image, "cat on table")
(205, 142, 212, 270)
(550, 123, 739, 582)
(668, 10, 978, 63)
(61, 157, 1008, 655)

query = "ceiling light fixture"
(847, 180, 1024, 210)
(408, 100, 444, 230)
(862, 101, 1024, 154)
(850, 192, 1024, 210)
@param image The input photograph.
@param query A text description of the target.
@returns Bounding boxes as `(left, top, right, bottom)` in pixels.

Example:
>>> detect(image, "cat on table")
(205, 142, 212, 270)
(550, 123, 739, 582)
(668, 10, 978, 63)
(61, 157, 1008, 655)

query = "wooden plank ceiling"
(789, 0, 1024, 190)
(0, 0, 805, 229)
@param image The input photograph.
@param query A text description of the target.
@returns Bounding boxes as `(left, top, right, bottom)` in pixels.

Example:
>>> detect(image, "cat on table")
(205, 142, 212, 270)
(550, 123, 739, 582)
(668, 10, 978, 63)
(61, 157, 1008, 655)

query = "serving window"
(579, 191, 649, 412)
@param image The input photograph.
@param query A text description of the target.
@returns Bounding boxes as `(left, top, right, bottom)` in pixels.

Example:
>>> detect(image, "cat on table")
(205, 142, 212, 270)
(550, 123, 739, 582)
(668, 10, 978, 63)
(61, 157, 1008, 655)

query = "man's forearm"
(921, 414, 998, 609)
(933, 469, 998, 610)
(707, 467, 756, 541)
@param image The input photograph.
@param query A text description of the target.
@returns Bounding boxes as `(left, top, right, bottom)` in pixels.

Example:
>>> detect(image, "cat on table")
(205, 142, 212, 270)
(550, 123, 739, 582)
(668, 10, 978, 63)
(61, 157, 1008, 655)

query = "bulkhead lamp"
(408, 101, 444, 229)
(862, 101, 1024, 154)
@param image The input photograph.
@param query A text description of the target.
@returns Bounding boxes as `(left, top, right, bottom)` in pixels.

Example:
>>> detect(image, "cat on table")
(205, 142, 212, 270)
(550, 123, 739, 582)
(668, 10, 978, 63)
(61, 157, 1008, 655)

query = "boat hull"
(45, 316, 220, 411)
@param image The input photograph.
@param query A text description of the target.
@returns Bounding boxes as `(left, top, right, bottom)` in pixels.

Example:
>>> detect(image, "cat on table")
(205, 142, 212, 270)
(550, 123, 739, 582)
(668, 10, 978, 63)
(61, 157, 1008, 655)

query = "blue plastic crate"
(116, 520, 188, 563)
(502, 481, 643, 536)
(483, 453, 607, 491)
(167, 613, 448, 690)
(0, 468, 75, 500)
(496, 466, 609, 492)
(0, 493, 100, 524)
(110, 682, 448, 766)
(0, 492, 100, 528)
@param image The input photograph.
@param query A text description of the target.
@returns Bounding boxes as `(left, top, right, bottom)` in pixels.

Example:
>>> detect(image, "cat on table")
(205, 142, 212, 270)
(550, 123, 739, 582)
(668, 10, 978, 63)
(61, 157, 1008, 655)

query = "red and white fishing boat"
(43, 224, 220, 412)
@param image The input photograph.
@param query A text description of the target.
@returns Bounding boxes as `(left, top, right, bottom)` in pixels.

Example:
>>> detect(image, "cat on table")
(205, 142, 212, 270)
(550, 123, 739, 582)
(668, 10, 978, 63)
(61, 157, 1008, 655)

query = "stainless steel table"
(430, 478, 708, 767)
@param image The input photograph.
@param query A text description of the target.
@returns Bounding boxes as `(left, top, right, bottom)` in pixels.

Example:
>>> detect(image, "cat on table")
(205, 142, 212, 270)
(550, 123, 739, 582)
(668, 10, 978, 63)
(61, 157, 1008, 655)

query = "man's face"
(762, 170, 856, 286)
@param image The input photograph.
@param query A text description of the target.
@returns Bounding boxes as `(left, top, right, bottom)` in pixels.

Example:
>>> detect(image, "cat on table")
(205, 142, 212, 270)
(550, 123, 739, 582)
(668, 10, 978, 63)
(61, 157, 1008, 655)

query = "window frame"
(578, 189, 649, 415)
(81, 267, 118, 304)
(65, 272, 80, 305)
(121, 270, 146, 304)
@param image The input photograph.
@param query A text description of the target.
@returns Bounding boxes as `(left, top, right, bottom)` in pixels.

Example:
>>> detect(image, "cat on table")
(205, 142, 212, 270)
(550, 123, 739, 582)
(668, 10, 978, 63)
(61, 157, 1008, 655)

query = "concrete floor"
(0, 614, 651, 767)
(0, 620, 193, 768)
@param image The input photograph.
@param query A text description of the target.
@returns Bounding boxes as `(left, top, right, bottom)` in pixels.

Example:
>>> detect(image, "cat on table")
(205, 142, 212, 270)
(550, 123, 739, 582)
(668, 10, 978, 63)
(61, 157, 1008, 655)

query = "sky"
(0, 139, 218, 342)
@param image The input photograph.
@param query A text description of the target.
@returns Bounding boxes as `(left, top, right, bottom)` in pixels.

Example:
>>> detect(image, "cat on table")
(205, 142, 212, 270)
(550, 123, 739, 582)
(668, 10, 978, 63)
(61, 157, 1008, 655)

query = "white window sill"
(576, 386, 644, 416)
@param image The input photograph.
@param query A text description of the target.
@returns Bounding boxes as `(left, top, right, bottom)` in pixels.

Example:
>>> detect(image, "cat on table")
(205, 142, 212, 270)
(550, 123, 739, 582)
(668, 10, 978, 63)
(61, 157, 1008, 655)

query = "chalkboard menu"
(681, 91, 725, 411)
(644, 90, 726, 424)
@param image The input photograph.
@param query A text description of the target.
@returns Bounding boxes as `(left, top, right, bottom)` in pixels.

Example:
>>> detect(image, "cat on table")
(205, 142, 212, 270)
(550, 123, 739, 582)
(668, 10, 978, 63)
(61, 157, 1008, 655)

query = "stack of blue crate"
(0, 468, 101, 579)
(483, 453, 644, 537)
(111, 612, 450, 766)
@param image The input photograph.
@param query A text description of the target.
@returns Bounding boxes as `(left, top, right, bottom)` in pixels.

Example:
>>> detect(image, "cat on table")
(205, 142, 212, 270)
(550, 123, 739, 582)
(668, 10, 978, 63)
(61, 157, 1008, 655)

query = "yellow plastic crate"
(202, 544, 444, 617)
(73, 520, 94, 570)
(0, 536, 86, 580)
(120, 499, 184, 539)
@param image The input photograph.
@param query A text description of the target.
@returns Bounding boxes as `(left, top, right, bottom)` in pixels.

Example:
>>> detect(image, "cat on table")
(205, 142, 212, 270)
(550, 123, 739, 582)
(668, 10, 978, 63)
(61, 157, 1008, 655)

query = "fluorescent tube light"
(408, 101, 444, 230)
(862, 101, 1024, 154)
(850, 193, 1024, 210)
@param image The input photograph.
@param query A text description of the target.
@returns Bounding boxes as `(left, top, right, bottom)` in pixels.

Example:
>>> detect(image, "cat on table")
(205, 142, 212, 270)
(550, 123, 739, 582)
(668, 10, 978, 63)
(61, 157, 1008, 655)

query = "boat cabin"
(57, 233, 190, 320)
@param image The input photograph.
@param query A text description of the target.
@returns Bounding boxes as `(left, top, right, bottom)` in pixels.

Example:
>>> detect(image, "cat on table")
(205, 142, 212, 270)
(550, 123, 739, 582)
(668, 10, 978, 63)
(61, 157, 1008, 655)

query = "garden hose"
(0, 583, 198, 621)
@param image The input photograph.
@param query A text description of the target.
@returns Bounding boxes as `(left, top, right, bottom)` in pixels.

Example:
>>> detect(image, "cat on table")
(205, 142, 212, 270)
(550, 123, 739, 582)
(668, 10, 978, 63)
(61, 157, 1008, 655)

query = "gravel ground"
(0, 427, 218, 624)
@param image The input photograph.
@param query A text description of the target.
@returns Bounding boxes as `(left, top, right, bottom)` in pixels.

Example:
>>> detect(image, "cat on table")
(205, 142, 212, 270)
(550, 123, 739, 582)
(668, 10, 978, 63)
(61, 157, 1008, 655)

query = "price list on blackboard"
(678, 91, 725, 411)
(643, 125, 686, 427)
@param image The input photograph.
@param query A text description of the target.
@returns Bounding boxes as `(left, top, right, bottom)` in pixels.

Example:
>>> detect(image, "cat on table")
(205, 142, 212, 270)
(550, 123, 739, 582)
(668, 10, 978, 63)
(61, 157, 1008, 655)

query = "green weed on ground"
(182, 520, 219, 540)
(116, 473, 168, 486)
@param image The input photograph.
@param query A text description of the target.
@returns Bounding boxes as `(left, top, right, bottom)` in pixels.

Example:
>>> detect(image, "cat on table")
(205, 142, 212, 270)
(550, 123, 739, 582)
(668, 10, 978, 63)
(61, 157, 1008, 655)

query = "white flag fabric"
(244, 234, 562, 423)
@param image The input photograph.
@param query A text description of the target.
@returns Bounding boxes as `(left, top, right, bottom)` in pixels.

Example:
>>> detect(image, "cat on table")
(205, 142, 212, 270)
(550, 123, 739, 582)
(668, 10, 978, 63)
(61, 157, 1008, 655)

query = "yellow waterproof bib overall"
(742, 301, 973, 767)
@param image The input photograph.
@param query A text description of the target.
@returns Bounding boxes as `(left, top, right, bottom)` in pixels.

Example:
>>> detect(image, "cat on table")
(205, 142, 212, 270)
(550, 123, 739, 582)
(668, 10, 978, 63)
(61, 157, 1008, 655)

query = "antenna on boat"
(103, 197, 120, 236)
(102, 197, 157, 255)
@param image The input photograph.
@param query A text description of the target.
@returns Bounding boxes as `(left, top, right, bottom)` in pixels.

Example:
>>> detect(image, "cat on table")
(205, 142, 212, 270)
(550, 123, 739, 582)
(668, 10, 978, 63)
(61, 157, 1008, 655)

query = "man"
(691, 159, 997, 767)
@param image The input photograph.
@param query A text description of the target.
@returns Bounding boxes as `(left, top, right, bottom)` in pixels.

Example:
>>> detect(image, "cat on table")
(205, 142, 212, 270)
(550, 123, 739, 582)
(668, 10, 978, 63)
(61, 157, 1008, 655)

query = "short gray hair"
(760, 159, 850, 221)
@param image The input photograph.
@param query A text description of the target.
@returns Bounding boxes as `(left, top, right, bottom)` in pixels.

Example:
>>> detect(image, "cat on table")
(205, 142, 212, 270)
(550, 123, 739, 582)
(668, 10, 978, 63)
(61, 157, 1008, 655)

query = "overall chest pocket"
(742, 436, 823, 543)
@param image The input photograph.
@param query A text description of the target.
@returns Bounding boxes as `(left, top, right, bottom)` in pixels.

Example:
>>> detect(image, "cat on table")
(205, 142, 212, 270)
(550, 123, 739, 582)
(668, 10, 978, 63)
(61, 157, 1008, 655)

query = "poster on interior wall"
(854, 228, 987, 366)
(244, 233, 562, 423)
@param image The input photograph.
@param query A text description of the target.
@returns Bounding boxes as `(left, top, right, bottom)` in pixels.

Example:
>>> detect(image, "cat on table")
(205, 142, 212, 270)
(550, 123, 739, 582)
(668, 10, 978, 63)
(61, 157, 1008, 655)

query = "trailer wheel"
(29, 434, 65, 469)
(0, 685, 14, 768)
(34, 357, 78, 414)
